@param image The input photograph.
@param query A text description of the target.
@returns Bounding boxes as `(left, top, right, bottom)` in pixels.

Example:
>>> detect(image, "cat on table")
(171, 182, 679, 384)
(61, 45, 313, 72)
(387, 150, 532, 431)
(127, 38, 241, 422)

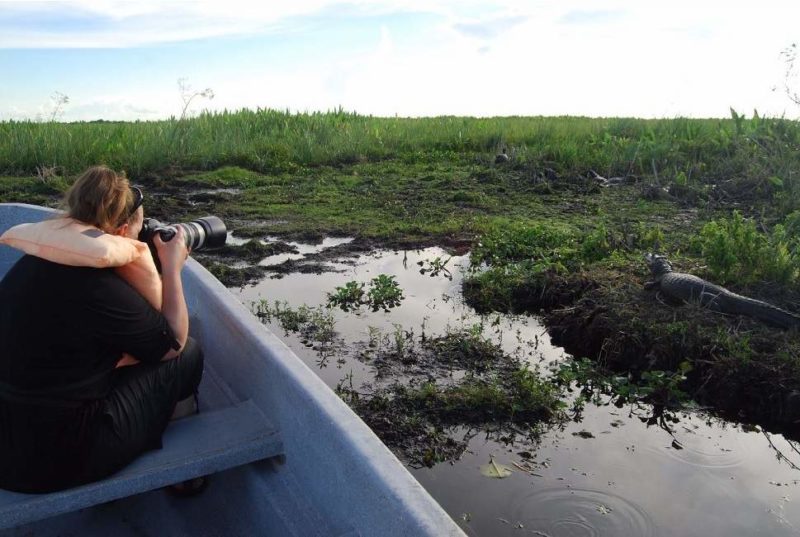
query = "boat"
(0, 203, 464, 536)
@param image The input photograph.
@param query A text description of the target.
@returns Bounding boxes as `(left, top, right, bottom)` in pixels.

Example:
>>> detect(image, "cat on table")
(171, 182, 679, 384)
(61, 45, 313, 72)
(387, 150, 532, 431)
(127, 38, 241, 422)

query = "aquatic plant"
(417, 256, 453, 279)
(326, 274, 404, 313)
(336, 365, 566, 467)
(252, 300, 337, 348)
(366, 274, 404, 312)
(553, 357, 693, 410)
(326, 281, 365, 312)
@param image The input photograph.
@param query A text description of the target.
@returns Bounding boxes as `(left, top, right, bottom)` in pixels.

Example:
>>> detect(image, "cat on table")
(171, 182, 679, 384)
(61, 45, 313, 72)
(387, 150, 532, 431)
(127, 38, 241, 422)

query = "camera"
(139, 216, 227, 271)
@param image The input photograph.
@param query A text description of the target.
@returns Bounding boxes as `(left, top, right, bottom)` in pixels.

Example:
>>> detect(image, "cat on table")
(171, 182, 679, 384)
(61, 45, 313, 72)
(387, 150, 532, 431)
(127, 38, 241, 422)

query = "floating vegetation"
(337, 367, 565, 467)
(325, 281, 365, 312)
(339, 324, 566, 467)
(480, 456, 513, 479)
(326, 274, 404, 313)
(553, 357, 694, 412)
(251, 300, 341, 356)
(417, 256, 453, 280)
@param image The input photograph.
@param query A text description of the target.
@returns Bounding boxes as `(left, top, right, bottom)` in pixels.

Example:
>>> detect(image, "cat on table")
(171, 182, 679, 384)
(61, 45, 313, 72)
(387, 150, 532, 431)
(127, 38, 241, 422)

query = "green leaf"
(480, 456, 513, 478)
(769, 176, 784, 188)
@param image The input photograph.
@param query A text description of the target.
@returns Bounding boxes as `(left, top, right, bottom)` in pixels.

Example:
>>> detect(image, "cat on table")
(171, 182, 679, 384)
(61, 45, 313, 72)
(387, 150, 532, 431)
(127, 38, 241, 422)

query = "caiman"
(644, 253, 800, 330)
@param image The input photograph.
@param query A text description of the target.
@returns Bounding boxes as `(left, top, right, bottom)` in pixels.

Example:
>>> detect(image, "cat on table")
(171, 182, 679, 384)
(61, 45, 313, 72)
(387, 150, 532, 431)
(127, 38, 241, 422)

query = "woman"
(0, 165, 204, 493)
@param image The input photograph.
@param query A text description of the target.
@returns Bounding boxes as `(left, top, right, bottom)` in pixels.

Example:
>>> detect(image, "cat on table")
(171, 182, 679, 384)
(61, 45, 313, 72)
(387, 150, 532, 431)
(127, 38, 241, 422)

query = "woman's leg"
(83, 339, 204, 482)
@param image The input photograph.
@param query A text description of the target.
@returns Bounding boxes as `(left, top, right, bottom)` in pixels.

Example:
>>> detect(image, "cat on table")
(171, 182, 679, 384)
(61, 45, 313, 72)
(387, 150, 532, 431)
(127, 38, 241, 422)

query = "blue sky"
(1, 1, 799, 121)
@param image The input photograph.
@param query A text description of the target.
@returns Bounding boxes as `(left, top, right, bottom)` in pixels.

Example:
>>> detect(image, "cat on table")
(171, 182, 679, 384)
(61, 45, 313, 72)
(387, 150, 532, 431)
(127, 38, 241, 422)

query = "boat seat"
(0, 399, 283, 530)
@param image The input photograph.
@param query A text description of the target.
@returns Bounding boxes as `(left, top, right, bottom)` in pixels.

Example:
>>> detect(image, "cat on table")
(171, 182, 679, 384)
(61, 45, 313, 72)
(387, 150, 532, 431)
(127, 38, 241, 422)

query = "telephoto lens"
(140, 216, 227, 251)
(139, 216, 227, 271)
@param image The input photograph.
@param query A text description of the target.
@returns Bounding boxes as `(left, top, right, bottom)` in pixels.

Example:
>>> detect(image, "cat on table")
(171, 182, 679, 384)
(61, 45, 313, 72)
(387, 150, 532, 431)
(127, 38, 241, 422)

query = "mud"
(509, 269, 800, 430)
(213, 240, 298, 263)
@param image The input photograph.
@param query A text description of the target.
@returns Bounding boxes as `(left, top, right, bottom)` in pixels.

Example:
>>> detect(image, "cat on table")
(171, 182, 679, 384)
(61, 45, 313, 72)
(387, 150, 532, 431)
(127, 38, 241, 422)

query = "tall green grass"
(2, 108, 799, 209)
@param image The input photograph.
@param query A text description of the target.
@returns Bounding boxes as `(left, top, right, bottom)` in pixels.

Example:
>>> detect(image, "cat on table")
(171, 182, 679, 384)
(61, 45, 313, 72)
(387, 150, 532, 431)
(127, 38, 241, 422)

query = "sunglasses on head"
(129, 186, 144, 218)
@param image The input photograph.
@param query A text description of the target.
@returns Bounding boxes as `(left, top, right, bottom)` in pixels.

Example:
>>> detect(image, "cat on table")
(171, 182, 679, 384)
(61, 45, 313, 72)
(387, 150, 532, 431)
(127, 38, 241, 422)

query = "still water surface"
(228, 242, 800, 537)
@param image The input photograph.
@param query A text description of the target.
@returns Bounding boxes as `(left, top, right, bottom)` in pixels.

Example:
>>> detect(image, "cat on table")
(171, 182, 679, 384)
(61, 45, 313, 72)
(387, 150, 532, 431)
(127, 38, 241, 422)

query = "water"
(258, 236, 354, 267)
(228, 244, 800, 537)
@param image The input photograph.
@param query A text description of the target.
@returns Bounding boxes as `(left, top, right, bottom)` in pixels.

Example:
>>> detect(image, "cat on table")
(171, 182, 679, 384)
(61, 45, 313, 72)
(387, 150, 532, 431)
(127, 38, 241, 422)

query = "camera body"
(138, 216, 227, 271)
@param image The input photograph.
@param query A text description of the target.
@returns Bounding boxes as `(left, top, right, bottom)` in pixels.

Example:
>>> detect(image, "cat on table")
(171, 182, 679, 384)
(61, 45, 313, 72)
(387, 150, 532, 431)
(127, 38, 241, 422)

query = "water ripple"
(510, 487, 657, 537)
(648, 423, 751, 469)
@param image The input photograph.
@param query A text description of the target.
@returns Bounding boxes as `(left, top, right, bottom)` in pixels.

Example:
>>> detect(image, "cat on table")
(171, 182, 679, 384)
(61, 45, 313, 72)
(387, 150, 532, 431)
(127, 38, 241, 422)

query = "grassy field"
(2, 109, 800, 433)
(2, 108, 800, 216)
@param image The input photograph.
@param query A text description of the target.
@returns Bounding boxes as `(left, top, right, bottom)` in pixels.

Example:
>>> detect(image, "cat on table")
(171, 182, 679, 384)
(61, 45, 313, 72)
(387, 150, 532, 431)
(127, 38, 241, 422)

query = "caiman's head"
(644, 253, 673, 277)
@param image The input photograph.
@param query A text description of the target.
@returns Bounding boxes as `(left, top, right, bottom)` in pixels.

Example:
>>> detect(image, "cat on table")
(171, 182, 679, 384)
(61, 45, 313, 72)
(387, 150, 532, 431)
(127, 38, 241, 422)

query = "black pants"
(85, 337, 205, 484)
(0, 339, 204, 493)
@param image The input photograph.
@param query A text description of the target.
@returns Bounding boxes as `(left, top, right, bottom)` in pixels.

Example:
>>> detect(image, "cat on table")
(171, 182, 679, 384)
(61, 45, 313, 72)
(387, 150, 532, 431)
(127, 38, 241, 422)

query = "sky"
(1, 0, 799, 121)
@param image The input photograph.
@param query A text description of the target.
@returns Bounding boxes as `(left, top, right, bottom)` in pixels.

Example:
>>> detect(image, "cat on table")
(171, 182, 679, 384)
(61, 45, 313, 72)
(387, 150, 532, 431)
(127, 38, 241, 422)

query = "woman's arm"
(154, 228, 190, 360)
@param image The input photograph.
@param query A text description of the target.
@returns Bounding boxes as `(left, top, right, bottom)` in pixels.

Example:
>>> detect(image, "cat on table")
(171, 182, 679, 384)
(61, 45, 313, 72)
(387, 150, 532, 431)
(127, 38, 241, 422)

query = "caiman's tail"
(724, 294, 800, 330)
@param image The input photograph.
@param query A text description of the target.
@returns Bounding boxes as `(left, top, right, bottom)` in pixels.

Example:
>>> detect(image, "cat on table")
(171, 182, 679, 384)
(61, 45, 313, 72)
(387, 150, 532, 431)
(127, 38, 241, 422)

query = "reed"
(0, 110, 794, 174)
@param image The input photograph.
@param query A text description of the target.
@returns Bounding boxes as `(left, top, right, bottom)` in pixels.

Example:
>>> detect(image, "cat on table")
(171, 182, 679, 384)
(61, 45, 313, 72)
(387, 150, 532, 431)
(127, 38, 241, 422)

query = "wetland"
(3, 110, 800, 535)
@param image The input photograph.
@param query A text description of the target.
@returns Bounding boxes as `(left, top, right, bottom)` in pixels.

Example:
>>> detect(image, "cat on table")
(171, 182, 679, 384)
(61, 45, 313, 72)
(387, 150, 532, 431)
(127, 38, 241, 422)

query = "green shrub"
(580, 223, 612, 262)
(470, 220, 579, 268)
(695, 210, 800, 285)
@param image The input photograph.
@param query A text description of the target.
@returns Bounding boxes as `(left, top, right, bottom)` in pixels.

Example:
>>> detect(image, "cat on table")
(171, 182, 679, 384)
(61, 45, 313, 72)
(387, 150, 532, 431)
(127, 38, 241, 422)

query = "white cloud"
(65, 96, 164, 121)
(452, 14, 529, 40)
(1, 94, 169, 122)
(0, 0, 337, 48)
(2, 1, 800, 118)
(291, 2, 799, 118)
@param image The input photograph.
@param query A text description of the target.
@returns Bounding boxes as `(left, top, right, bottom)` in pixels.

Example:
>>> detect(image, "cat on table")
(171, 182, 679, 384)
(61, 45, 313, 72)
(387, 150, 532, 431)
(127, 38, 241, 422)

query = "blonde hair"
(63, 166, 135, 232)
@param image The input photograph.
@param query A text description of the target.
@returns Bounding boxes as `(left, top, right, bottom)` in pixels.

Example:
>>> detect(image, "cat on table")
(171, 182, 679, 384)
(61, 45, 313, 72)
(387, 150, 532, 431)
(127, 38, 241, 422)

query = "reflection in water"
(258, 237, 354, 267)
(230, 245, 800, 537)
(647, 415, 752, 469)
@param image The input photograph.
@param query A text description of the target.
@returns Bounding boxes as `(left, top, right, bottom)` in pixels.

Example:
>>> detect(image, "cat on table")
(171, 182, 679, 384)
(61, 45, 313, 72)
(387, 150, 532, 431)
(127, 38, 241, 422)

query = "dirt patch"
(214, 240, 298, 263)
(462, 269, 599, 314)
(199, 233, 470, 281)
(260, 259, 345, 278)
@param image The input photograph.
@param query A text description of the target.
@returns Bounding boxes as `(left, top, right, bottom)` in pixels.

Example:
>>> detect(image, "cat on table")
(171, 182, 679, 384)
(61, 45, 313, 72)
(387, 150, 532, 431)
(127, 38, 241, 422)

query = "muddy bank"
(463, 266, 800, 430)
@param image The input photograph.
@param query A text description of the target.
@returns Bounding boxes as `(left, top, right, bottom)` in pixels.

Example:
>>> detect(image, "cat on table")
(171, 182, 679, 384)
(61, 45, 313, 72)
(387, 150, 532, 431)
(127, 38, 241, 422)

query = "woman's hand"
(153, 226, 189, 274)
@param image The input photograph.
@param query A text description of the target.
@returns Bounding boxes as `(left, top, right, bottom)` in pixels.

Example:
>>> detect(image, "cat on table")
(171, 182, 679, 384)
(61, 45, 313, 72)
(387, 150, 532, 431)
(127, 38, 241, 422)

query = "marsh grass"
(338, 326, 566, 466)
(5, 108, 800, 432)
(252, 300, 338, 349)
(3, 109, 800, 213)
